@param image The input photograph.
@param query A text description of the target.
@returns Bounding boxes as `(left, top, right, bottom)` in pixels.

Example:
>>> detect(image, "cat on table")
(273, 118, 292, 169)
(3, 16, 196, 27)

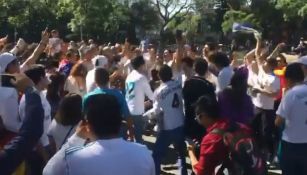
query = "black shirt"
(183, 76, 215, 119)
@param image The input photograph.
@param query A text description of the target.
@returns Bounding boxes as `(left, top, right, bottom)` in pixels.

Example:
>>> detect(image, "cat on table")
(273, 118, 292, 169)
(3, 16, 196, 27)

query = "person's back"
(65, 139, 154, 175)
(154, 80, 184, 130)
(278, 84, 307, 143)
(218, 72, 254, 124)
(218, 89, 253, 124)
(183, 58, 215, 141)
(43, 94, 155, 175)
(126, 70, 150, 115)
(183, 76, 215, 118)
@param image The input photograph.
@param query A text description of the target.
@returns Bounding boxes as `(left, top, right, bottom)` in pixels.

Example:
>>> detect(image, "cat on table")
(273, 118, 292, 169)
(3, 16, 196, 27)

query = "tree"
(129, 0, 161, 36)
(152, 0, 194, 34)
(0, 0, 61, 42)
(57, 0, 130, 41)
(275, 0, 307, 20)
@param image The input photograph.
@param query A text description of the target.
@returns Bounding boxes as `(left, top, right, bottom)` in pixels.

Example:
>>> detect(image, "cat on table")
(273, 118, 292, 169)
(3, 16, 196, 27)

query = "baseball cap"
(297, 55, 307, 66)
(0, 53, 17, 73)
(92, 55, 108, 68)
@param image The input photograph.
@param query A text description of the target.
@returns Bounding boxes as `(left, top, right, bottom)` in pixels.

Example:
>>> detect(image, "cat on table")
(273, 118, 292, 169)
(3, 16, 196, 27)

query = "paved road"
(143, 135, 281, 175)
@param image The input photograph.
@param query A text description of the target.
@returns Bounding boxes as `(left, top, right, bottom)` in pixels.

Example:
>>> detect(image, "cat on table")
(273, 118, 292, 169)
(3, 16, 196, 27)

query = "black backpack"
(211, 123, 267, 175)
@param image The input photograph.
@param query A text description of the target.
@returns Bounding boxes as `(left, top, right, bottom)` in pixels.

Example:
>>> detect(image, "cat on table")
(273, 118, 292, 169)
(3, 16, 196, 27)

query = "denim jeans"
(152, 126, 187, 175)
(131, 115, 145, 144)
(280, 140, 307, 175)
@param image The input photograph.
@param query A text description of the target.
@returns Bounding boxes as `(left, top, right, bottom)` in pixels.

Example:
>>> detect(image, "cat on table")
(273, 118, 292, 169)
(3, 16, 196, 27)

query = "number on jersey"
(126, 82, 135, 99)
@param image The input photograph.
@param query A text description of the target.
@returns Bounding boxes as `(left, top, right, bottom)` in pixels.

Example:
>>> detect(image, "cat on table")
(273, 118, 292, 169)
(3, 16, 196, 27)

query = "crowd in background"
(0, 28, 307, 175)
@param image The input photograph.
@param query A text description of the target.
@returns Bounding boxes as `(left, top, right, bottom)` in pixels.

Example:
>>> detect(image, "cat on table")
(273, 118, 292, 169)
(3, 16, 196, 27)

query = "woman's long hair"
(224, 71, 248, 110)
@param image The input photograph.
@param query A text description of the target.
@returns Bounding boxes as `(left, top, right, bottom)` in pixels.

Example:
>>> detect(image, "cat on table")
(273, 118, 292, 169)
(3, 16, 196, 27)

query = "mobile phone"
(0, 75, 15, 88)
(176, 30, 183, 40)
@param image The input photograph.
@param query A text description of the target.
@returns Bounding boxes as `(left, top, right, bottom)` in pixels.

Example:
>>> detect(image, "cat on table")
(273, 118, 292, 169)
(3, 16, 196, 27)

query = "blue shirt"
(83, 88, 130, 118)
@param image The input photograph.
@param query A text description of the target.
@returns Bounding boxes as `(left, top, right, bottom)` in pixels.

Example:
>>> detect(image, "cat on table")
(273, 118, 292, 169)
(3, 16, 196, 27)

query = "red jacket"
(194, 119, 229, 175)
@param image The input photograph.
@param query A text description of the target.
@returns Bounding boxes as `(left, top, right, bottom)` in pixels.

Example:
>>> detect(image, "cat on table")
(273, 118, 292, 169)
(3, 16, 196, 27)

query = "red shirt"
(194, 119, 229, 175)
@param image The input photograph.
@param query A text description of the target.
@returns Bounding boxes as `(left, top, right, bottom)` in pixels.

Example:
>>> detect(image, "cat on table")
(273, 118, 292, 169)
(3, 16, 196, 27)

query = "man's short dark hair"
(266, 58, 278, 70)
(210, 52, 230, 68)
(182, 56, 194, 68)
(55, 93, 83, 126)
(131, 56, 145, 70)
(95, 68, 109, 86)
(158, 65, 173, 82)
(194, 58, 208, 76)
(84, 94, 122, 138)
(285, 63, 305, 83)
(24, 64, 46, 85)
(194, 95, 220, 119)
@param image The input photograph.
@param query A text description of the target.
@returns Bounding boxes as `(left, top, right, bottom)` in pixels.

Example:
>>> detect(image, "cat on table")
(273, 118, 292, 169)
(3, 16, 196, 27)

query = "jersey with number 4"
(153, 80, 184, 130)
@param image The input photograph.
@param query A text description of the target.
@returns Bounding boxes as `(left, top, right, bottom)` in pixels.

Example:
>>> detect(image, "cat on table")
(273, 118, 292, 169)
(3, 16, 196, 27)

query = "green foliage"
(222, 10, 260, 33)
(167, 13, 200, 34)
(130, 1, 161, 31)
(276, 0, 307, 20)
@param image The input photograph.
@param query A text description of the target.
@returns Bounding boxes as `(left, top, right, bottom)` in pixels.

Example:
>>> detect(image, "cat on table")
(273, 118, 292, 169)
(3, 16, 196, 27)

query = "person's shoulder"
(123, 141, 152, 156)
(64, 142, 95, 158)
(289, 84, 307, 96)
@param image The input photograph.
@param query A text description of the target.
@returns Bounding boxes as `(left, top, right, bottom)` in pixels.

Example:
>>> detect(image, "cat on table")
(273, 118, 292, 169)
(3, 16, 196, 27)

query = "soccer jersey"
(152, 80, 185, 130)
(43, 136, 155, 175)
(125, 70, 154, 115)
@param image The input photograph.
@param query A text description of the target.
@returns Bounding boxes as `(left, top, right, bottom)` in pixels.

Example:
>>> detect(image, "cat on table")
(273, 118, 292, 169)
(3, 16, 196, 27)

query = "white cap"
(92, 55, 108, 68)
(0, 53, 17, 73)
(297, 55, 307, 66)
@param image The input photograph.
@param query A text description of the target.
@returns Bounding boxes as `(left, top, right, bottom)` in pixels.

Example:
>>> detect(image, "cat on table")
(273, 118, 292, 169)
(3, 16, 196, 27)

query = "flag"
(232, 22, 257, 33)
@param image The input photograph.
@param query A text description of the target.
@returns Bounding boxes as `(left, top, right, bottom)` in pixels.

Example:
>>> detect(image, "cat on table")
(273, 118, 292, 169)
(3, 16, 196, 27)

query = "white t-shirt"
(152, 80, 185, 130)
(277, 84, 307, 143)
(47, 119, 76, 150)
(0, 87, 21, 133)
(19, 92, 51, 146)
(216, 66, 234, 93)
(252, 68, 280, 110)
(43, 137, 155, 175)
(125, 70, 154, 115)
(64, 76, 86, 97)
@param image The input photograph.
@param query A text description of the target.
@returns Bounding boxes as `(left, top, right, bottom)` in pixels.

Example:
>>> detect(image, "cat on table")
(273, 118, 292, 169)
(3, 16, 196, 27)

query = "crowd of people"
(0, 28, 307, 175)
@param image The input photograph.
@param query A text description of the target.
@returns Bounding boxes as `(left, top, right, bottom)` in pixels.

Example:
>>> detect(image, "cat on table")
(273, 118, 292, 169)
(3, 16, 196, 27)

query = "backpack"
(211, 123, 267, 175)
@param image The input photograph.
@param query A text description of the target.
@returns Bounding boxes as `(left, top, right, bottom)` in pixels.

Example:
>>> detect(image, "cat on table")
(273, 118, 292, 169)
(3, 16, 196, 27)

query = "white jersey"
(43, 135, 155, 175)
(125, 70, 154, 115)
(152, 80, 185, 130)
(277, 84, 307, 143)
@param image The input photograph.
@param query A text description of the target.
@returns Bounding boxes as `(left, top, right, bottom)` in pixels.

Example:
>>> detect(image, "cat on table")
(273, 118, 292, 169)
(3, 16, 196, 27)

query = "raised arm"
(254, 32, 264, 66)
(172, 37, 184, 73)
(268, 43, 286, 59)
(20, 28, 49, 70)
